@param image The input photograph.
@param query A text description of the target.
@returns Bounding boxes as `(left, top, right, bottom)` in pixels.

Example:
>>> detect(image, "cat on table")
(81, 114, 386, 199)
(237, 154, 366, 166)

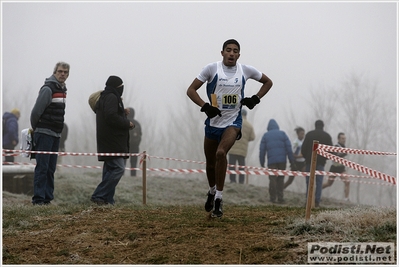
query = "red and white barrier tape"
(321, 176, 394, 187)
(1, 160, 387, 179)
(3, 148, 396, 186)
(4, 150, 392, 179)
(317, 144, 397, 156)
(3, 161, 393, 187)
(317, 149, 396, 185)
(2, 149, 141, 157)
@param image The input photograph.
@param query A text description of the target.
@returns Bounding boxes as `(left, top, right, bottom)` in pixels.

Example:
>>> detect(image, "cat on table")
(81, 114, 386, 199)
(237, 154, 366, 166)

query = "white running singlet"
(197, 61, 262, 128)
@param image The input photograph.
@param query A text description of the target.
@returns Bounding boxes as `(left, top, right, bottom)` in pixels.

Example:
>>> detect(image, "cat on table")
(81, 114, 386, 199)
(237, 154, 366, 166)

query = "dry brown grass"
(2, 173, 396, 264)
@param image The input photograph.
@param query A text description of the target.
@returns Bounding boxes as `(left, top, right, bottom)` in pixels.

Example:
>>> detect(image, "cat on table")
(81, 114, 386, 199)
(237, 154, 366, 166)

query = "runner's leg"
(204, 137, 218, 188)
(215, 127, 240, 191)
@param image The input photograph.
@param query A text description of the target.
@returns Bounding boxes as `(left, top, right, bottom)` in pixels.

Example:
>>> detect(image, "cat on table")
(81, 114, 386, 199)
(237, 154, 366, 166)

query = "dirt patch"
(3, 205, 310, 264)
(3, 174, 392, 264)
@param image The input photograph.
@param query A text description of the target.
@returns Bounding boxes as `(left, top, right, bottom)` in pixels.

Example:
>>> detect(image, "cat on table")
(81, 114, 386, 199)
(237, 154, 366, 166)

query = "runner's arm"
(254, 73, 273, 99)
(186, 78, 206, 108)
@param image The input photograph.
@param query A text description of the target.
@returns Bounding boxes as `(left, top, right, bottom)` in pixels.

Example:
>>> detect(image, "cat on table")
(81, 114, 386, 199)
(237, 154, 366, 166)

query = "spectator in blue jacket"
(2, 108, 20, 163)
(259, 119, 295, 204)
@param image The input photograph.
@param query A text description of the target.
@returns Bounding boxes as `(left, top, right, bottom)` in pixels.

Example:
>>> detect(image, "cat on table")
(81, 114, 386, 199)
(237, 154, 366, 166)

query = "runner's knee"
(216, 149, 227, 160)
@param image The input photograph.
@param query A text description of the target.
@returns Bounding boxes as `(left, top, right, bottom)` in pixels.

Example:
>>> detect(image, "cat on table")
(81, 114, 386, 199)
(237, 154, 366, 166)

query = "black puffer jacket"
(95, 86, 130, 161)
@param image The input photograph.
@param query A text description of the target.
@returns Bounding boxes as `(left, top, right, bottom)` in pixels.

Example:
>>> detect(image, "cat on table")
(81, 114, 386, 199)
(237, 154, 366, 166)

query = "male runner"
(186, 39, 273, 218)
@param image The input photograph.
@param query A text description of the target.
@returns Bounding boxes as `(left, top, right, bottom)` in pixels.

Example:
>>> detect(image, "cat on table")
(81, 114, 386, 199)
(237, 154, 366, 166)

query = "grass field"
(2, 172, 397, 264)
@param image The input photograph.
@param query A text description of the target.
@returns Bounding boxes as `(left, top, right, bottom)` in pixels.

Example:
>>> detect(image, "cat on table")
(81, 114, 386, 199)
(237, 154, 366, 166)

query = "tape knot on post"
(139, 151, 148, 165)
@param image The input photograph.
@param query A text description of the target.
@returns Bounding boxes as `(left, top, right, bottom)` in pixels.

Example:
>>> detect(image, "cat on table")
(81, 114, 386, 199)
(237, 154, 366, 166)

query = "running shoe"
(211, 198, 223, 218)
(205, 191, 215, 212)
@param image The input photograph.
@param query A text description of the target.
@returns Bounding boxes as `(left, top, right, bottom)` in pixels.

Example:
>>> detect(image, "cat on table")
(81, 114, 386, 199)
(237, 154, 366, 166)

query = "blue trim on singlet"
(204, 75, 218, 127)
(204, 73, 246, 129)
(230, 75, 246, 128)
(206, 74, 218, 100)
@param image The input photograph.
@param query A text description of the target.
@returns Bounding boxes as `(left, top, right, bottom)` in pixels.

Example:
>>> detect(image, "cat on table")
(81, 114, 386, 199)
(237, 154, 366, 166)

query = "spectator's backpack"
(88, 90, 102, 113)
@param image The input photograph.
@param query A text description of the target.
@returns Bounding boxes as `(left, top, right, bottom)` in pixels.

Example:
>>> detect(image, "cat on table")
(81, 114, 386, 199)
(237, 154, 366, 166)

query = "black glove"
(200, 103, 221, 118)
(241, 95, 260, 110)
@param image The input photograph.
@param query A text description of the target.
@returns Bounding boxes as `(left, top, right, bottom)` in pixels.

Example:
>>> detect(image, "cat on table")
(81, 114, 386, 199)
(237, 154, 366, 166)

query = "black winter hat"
(105, 75, 123, 88)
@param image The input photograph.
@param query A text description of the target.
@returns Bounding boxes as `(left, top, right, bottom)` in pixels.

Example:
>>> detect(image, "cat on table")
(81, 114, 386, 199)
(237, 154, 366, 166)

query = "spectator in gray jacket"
(30, 62, 69, 205)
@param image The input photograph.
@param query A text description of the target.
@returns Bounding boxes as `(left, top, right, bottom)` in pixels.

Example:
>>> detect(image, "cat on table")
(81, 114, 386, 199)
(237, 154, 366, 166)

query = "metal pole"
(305, 140, 319, 221)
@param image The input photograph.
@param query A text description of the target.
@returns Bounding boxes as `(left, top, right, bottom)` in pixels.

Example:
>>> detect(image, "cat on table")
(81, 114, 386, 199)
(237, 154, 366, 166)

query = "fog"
(2, 2, 397, 206)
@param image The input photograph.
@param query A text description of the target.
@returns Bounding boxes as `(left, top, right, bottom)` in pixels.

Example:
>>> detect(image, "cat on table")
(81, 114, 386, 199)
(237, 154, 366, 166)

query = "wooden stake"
(305, 140, 319, 221)
(142, 151, 147, 205)
(245, 167, 249, 185)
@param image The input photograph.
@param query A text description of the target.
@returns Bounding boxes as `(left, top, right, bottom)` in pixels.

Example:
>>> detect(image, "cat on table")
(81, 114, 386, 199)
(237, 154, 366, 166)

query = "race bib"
(222, 94, 239, 109)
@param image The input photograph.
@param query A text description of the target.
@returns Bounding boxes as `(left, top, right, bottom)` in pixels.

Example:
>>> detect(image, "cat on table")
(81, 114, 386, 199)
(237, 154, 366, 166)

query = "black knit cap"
(105, 75, 123, 88)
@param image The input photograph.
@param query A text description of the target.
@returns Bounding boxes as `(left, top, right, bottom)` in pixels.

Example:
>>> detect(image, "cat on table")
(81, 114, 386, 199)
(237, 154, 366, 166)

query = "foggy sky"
(2, 1, 397, 148)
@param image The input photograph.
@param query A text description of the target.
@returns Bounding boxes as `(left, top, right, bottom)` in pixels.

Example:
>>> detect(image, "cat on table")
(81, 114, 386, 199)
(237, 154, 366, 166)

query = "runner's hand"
(241, 95, 260, 110)
(201, 103, 221, 118)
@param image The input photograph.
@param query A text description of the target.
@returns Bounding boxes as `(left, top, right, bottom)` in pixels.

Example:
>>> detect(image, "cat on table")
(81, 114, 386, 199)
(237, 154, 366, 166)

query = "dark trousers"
(305, 164, 324, 205)
(129, 155, 138, 176)
(126, 148, 139, 176)
(228, 154, 245, 184)
(284, 161, 306, 189)
(32, 133, 60, 204)
(92, 158, 125, 205)
(268, 162, 287, 202)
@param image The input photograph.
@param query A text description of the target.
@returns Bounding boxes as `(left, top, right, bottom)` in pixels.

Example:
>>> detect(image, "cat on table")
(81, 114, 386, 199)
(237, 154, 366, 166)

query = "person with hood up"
(91, 75, 135, 205)
(2, 108, 20, 163)
(259, 119, 295, 204)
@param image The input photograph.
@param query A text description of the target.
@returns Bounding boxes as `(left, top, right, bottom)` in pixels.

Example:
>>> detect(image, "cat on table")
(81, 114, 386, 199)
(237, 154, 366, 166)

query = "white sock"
(215, 190, 223, 200)
(209, 186, 216, 195)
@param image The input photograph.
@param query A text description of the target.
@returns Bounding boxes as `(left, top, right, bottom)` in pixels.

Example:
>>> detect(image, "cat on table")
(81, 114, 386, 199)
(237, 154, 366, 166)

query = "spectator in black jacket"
(91, 76, 134, 205)
(322, 132, 350, 201)
(301, 120, 332, 207)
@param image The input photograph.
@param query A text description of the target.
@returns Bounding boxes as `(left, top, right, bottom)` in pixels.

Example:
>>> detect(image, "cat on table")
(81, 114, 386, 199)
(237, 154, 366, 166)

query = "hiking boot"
(211, 198, 223, 218)
(205, 191, 215, 212)
(32, 201, 51, 206)
(91, 198, 108, 206)
(277, 199, 285, 204)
